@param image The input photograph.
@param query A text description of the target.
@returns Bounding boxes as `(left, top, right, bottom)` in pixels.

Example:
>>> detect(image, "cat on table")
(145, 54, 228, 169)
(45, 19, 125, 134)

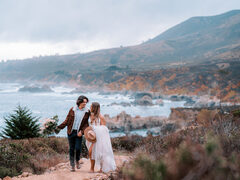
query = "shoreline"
(1, 82, 239, 105)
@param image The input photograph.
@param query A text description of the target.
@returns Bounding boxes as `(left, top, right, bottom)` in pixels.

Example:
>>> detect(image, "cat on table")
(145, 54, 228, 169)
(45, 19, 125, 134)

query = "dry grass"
(111, 135, 144, 152)
(196, 109, 218, 126)
(115, 108, 240, 180)
(0, 137, 88, 178)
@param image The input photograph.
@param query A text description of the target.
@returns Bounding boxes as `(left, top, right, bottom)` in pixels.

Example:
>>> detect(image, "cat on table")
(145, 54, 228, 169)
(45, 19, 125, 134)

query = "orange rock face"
(105, 61, 240, 103)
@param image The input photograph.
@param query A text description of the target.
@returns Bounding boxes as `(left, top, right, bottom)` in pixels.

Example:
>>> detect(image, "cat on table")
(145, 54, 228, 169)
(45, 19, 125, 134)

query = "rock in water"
(134, 95, 153, 106)
(18, 85, 53, 93)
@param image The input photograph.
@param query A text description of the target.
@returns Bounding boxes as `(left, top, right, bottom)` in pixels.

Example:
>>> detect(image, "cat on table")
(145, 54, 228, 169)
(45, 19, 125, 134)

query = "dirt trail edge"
(13, 155, 130, 180)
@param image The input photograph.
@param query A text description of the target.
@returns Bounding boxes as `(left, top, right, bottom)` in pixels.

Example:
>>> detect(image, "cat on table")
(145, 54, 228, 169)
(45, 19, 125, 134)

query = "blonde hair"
(90, 102, 100, 124)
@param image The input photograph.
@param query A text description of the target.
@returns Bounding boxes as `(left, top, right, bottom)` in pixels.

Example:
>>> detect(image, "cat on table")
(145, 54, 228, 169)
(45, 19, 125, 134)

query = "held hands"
(77, 131, 82, 137)
(54, 127, 61, 134)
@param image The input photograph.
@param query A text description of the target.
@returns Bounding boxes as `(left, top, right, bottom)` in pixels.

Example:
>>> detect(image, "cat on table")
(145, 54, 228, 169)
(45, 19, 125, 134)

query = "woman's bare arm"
(99, 114, 106, 125)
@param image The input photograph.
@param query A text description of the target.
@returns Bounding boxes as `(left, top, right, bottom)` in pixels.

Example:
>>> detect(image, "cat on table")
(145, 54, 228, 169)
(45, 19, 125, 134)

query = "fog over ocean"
(0, 83, 186, 137)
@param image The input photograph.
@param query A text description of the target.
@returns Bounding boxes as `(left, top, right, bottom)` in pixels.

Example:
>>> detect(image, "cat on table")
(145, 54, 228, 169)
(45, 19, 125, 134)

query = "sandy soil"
(12, 155, 130, 180)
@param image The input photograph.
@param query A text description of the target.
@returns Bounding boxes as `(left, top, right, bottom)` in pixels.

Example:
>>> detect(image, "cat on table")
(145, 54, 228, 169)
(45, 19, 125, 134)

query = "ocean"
(0, 83, 186, 137)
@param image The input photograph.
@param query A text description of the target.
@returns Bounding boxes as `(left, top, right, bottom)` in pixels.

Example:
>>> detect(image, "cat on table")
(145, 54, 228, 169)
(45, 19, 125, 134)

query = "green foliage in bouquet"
(42, 115, 59, 137)
(0, 105, 41, 139)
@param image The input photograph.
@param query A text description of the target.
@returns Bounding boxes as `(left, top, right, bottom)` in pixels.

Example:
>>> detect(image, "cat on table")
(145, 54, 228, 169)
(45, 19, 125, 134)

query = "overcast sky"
(0, 0, 239, 60)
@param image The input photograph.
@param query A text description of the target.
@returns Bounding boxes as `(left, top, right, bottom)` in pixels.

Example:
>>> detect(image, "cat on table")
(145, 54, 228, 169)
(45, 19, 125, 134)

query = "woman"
(85, 102, 116, 173)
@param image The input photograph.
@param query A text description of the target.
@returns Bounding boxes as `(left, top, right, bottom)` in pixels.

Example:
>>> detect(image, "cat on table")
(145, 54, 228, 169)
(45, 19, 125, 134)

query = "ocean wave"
(51, 86, 75, 93)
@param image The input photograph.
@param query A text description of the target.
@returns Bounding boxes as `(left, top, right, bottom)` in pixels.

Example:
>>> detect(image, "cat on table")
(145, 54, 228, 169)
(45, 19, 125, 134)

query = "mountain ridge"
(147, 9, 240, 43)
(1, 9, 240, 75)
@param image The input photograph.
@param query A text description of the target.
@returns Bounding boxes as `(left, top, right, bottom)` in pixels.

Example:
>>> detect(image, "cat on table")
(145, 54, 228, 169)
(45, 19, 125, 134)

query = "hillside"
(145, 10, 240, 61)
(84, 60, 240, 102)
(0, 10, 239, 101)
(0, 10, 240, 79)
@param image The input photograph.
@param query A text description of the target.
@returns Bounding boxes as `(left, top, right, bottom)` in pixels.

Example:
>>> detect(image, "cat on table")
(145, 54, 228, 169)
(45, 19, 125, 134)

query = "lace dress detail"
(86, 117, 116, 173)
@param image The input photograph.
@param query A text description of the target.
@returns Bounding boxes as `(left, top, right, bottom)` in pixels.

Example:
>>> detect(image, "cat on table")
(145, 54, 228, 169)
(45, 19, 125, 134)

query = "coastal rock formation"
(193, 95, 220, 107)
(108, 102, 131, 107)
(18, 85, 53, 93)
(133, 92, 153, 99)
(168, 105, 240, 128)
(104, 110, 182, 137)
(134, 95, 153, 106)
(106, 61, 240, 103)
(169, 108, 201, 122)
(147, 123, 178, 136)
(104, 106, 239, 136)
(104, 111, 166, 132)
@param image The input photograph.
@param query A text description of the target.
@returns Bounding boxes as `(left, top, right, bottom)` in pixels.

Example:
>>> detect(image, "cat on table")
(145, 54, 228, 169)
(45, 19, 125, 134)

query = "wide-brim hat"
(84, 126, 96, 143)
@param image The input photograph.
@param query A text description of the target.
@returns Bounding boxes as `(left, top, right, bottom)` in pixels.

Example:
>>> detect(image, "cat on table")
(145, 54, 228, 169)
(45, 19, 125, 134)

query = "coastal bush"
(119, 134, 240, 180)
(116, 109, 240, 180)
(196, 109, 217, 127)
(0, 137, 89, 178)
(111, 135, 144, 152)
(232, 109, 240, 117)
(0, 105, 41, 139)
(122, 154, 167, 180)
(0, 167, 18, 179)
(0, 143, 31, 178)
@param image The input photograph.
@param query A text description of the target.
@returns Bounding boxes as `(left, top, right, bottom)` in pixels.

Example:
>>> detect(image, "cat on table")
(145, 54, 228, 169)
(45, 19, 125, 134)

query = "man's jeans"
(68, 130, 82, 167)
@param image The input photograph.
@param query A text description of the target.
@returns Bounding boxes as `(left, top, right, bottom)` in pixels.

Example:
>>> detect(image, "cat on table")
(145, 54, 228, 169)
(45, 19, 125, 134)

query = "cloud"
(0, 40, 112, 60)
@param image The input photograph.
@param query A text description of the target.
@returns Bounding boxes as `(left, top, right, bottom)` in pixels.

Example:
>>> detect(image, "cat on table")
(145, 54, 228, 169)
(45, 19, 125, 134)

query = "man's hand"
(77, 131, 82, 137)
(54, 127, 60, 134)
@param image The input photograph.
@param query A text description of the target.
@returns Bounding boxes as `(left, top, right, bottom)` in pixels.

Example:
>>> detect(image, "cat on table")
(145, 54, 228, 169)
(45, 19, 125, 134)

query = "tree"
(0, 105, 41, 139)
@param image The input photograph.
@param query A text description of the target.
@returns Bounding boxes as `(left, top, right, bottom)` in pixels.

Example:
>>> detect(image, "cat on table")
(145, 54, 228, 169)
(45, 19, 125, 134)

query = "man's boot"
(76, 161, 81, 169)
(70, 165, 75, 172)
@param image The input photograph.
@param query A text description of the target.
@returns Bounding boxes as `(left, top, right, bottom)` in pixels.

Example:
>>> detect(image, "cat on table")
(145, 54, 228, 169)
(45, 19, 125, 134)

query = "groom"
(56, 95, 90, 171)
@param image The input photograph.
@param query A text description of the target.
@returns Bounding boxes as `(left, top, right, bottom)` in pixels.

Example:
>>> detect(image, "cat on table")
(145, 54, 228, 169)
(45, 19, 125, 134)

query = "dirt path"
(11, 155, 130, 180)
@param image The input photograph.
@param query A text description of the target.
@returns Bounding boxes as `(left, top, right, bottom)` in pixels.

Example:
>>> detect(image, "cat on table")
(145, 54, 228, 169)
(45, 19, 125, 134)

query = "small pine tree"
(0, 105, 41, 139)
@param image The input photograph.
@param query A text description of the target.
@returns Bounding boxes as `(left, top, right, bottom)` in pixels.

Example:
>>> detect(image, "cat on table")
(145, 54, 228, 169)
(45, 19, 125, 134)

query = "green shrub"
(123, 154, 167, 180)
(111, 135, 144, 152)
(0, 105, 41, 139)
(0, 143, 30, 178)
(218, 69, 229, 75)
(117, 113, 240, 180)
(205, 139, 218, 156)
(0, 166, 18, 178)
(177, 142, 194, 165)
(232, 109, 240, 117)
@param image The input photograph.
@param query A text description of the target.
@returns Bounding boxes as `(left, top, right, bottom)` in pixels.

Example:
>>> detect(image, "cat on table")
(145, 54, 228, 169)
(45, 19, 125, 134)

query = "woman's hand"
(77, 131, 82, 137)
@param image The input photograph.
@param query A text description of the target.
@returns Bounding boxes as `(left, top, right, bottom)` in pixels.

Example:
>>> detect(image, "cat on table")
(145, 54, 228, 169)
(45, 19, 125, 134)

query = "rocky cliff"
(104, 111, 166, 132)
(105, 106, 240, 136)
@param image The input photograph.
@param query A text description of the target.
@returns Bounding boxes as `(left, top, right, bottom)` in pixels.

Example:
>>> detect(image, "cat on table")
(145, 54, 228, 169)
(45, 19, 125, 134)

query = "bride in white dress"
(86, 102, 116, 173)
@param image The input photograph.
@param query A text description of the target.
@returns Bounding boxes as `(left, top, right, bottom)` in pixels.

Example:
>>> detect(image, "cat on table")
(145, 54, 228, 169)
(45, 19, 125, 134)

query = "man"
(56, 95, 90, 172)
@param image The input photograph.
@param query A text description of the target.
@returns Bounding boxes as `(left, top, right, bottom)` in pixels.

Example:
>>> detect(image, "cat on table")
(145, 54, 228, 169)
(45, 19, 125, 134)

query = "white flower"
(41, 115, 59, 136)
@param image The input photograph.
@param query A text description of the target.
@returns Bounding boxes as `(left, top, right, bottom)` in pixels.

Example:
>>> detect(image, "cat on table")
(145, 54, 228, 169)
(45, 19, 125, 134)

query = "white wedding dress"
(86, 117, 116, 173)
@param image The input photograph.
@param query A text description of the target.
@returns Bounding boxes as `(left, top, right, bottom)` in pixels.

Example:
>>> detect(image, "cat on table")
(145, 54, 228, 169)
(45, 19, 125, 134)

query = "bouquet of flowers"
(41, 115, 59, 137)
